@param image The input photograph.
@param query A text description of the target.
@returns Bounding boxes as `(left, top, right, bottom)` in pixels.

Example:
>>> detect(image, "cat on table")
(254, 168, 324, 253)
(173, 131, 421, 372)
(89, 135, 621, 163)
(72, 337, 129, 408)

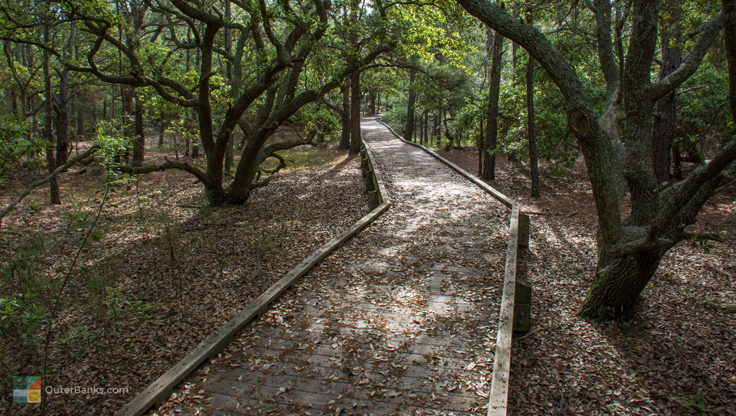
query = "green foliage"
(0, 234, 50, 363)
(252, 236, 280, 253)
(102, 286, 157, 322)
(0, 293, 48, 355)
(0, 115, 44, 178)
(673, 395, 723, 414)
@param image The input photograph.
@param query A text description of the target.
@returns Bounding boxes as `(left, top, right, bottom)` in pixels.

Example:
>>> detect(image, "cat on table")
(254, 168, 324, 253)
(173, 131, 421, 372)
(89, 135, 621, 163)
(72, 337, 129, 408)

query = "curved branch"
(116, 160, 212, 188)
(593, 0, 620, 101)
(649, 13, 722, 100)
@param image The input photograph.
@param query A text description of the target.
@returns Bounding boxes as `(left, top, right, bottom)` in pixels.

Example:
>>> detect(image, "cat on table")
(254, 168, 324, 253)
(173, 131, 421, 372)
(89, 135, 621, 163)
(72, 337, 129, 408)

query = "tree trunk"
(76, 96, 84, 139)
(42, 24, 60, 205)
(442, 111, 454, 150)
(224, 0, 234, 174)
(483, 29, 504, 180)
(724, 0, 736, 121)
(350, 71, 361, 154)
(652, 2, 682, 184)
(478, 115, 484, 175)
(422, 112, 428, 145)
(122, 87, 135, 163)
(55, 67, 70, 166)
(368, 92, 376, 115)
(158, 108, 166, 146)
(579, 247, 666, 320)
(404, 68, 417, 142)
(132, 92, 145, 166)
(437, 107, 443, 147)
(190, 109, 199, 157)
(527, 54, 541, 197)
(339, 79, 351, 150)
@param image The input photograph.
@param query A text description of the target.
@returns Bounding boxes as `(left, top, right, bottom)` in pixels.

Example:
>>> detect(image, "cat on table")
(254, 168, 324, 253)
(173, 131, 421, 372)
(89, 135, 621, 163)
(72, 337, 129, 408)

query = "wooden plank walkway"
(155, 119, 508, 415)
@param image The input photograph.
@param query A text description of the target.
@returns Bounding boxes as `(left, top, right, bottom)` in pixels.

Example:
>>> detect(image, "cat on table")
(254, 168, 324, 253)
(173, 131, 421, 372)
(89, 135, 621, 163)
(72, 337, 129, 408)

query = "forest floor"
(153, 119, 509, 415)
(0, 138, 368, 415)
(436, 148, 736, 416)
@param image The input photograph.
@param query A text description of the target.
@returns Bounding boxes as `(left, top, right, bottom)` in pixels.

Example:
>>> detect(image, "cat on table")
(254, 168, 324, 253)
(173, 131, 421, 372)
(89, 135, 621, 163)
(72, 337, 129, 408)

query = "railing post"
(513, 278, 532, 334)
(518, 213, 530, 249)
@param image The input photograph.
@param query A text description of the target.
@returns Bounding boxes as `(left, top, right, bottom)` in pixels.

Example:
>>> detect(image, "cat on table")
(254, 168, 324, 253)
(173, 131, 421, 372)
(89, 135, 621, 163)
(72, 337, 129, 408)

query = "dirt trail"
(158, 119, 509, 415)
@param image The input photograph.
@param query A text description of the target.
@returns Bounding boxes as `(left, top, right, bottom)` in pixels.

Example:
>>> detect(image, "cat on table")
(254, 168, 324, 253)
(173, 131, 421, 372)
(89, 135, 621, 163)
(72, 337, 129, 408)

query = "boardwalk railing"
(377, 119, 529, 416)
(117, 143, 390, 416)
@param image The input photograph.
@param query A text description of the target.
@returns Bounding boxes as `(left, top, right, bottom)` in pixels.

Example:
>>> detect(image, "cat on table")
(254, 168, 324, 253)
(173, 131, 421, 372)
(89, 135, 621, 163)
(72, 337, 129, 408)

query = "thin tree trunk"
(350, 71, 361, 154)
(404, 68, 417, 141)
(122, 87, 135, 163)
(437, 107, 443, 147)
(76, 97, 84, 139)
(483, 29, 504, 180)
(110, 84, 116, 120)
(339, 79, 350, 150)
(478, 115, 484, 175)
(723, 0, 736, 121)
(526, 14, 541, 197)
(190, 49, 200, 158)
(42, 24, 60, 205)
(652, 2, 682, 184)
(55, 23, 76, 166)
(224, 0, 234, 174)
(132, 92, 145, 166)
(158, 108, 166, 146)
(55, 68, 70, 166)
(74, 44, 84, 139)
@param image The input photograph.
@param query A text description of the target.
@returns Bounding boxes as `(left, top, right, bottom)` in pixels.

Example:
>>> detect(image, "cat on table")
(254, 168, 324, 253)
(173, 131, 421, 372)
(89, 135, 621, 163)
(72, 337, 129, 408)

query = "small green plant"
(252, 236, 280, 253)
(61, 324, 94, 359)
(673, 395, 722, 414)
(0, 294, 48, 361)
(102, 286, 158, 323)
(690, 234, 714, 253)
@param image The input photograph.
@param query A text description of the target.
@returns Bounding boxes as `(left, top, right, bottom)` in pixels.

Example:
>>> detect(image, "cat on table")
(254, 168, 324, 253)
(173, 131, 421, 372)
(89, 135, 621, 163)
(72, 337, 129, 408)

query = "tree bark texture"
(404, 68, 417, 142)
(483, 28, 504, 180)
(724, 0, 736, 121)
(42, 23, 60, 204)
(350, 71, 362, 154)
(132, 92, 145, 166)
(652, 2, 682, 184)
(526, 54, 541, 197)
(339, 79, 351, 150)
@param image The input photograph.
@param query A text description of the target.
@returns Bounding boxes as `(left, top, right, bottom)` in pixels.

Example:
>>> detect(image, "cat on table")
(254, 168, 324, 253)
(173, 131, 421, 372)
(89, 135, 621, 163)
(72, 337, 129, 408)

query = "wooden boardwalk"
(158, 119, 508, 415)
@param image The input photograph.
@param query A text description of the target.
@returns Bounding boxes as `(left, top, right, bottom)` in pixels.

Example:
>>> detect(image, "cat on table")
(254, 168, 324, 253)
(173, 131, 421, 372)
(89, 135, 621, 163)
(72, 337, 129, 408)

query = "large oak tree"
(1, 0, 391, 205)
(456, 0, 736, 319)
